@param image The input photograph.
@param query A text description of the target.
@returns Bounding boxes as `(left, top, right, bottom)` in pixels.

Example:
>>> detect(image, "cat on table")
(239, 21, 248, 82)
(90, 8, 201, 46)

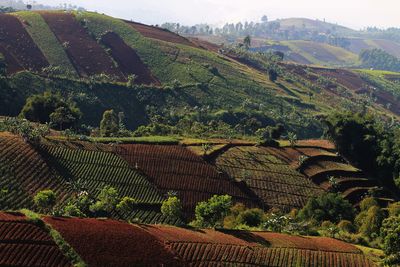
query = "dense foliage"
(360, 49, 400, 72)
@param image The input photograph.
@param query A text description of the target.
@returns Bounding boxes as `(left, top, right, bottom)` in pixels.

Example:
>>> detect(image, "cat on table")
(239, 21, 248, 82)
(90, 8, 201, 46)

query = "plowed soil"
(100, 31, 160, 85)
(44, 216, 182, 266)
(0, 14, 48, 73)
(40, 12, 124, 79)
(127, 21, 199, 48)
(0, 212, 71, 267)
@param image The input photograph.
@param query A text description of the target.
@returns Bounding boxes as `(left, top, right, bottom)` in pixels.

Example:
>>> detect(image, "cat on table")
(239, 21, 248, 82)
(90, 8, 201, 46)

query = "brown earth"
(40, 12, 125, 79)
(100, 31, 160, 85)
(0, 14, 49, 73)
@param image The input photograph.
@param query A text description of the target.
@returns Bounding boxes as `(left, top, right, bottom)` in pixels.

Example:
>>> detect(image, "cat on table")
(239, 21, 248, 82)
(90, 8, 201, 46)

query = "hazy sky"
(36, 0, 399, 29)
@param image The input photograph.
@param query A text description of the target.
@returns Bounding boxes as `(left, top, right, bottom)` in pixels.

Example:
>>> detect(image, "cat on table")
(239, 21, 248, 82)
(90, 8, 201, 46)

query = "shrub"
(89, 186, 119, 216)
(34, 190, 57, 213)
(298, 193, 355, 223)
(117, 197, 138, 214)
(381, 216, 400, 265)
(388, 202, 400, 217)
(359, 197, 378, 211)
(359, 206, 385, 239)
(63, 203, 85, 217)
(193, 195, 232, 228)
(337, 220, 355, 233)
(161, 196, 182, 222)
(237, 208, 264, 227)
(321, 220, 334, 229)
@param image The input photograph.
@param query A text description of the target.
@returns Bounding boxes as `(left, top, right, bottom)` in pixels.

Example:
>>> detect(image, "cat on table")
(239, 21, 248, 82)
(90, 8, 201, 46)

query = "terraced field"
(143, 225, 376, 266)
(0, 212, 71, 267)
(116, 144, 260, 216)
(40, 142, 173, 223)
(44, 216, 181, 267)
(214, 146, 324, 210)
(0, 133, 71, 210)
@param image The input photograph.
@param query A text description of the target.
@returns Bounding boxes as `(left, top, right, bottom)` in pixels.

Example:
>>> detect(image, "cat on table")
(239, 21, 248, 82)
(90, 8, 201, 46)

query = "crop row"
(0, 135, 70, 209)
(116, 144, 260, 214)
(42, 145, 164, 204)
(0, 214, 71, 267)
(169, 243, 373, 266)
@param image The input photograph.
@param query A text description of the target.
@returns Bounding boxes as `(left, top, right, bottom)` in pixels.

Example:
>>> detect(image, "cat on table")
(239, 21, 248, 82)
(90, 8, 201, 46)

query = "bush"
(161, 196, 182, 222)
(34, 190, 57, 213)
(298, 193, 355, 223)
(117, 197, 138, 214)
(359, 197, 378, 211)
(100, 109, 119, 137)
(192, 195, 232, 228)
(381, 216, 400, 265)
(89, 186, 119, 216)
(337, 220, 355, 233)
(63, 203, 85, 217)
(359, 206, 385, 239)
(388, 202, 400, 217)
(237, 208, 264, 227)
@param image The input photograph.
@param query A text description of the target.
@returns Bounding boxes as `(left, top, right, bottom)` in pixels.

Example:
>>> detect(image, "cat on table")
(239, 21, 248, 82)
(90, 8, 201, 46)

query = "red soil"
(40, 12, 124, 80)
(44, 216, 181, 266)
(0, 212, 71, 267)
(100, 31, 160, 85)
(142, 225, 374, 266)
(0, 134, 71, 208)
(127, 20, 200, 48)
(116, 144, 260, 216)
(0, 14, 49, 73)
(188, 37, 221, 52)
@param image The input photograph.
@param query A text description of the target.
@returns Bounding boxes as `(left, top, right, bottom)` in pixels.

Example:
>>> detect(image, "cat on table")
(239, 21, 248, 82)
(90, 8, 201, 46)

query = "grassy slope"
(283, 40, 359, 66)
(13, 11, 78, 76)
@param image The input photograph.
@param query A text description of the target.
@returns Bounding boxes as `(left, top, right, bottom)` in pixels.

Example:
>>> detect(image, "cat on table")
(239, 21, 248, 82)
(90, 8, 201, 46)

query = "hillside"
(0, 211, 377, 266)
(0, 11, 399, 138)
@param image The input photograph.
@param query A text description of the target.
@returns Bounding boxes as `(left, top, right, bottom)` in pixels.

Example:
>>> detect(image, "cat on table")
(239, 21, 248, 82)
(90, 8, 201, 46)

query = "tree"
(89, 186, 119, 216)
(381, 215, 400, 265)
(193, 195, 233, 228)
(34, 190, 57, 213)
(237, 208, 264, 227)
(161, 196, 182, 222)
(20, 91, 81, 130)
(261, 15, 268, 23)
(298, 193, 355, 223)
(243, 35, 251, 50)
(117, 197, 138, 215)
(0, 53, 6, 76)
(100, 109, 119, 137)
(49, 105, 81, 130)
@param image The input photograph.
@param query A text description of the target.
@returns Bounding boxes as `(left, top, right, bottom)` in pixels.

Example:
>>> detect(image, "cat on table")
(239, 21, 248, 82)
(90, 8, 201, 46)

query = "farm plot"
(0, 14, 49, 73)
(14, 11, 77, 76)
(127, 21, 199, 48)
(116, 144, 260, 216)
(142, 225, 375, 266)
(40, 12, 124, 79)
(0, 133, 71, 210)
(0, 212, 72, 267)
(214, 146, 324, 210)
(40, 144, 172, 223)
(44, 216, 182, 267)
(300, 159, 361, 183)
(100, 31, 159, 84)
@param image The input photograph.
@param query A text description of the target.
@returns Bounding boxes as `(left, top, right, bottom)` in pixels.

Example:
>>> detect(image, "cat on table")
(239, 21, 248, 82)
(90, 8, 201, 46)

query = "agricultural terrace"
(298, 154, 395, 205)
(0, 133, 71, 210)
(44, 216, 182, 266)
(40, 12, 125, 79)
(40, 141, 174, 224)
(0, 14, 49, 73)
(142, 224, 376, 266)
(116, 144, 260, 217)
(13, 12, 78, 76)
(0, 212, 71, 267)
(214, 145, 324, 210)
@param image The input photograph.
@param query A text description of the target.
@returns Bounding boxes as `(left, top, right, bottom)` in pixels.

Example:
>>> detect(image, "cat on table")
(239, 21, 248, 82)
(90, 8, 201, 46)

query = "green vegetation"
(20, 91, 81, 130)
(1, 117, 49, 144)
(360, 48, 400, 72)
(0, 53, 6, 76)
(298, 193, 355, 223)
(33, 190, 57, 213)
(89, 186, 119, 217)
(161, 194, 183, 222)
(13, 12, 78, 77)
(192, 195, 232, 228)
(100, 109, 119, 137)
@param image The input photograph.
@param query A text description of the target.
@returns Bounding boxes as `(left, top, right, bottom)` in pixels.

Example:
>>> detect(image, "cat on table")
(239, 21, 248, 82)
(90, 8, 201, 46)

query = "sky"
(35, 0, 399, 30)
